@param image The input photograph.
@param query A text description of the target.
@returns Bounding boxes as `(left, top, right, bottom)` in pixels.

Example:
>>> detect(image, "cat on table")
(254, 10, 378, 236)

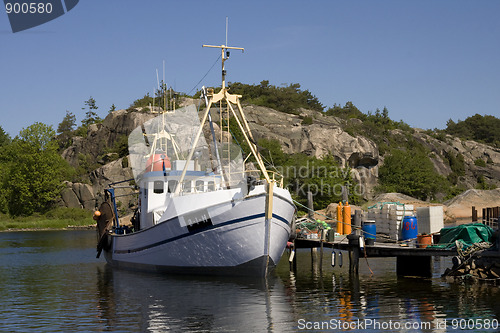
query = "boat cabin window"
(183, 181, 192, 193)
(195, 180, 205, 192)
(208, 181, 215, 192)
(153, 180, 164, 194)
(167, 180, 178, 193)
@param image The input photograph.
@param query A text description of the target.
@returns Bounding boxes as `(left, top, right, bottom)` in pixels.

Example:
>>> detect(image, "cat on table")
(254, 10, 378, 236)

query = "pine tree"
(81, 96, 101, 127)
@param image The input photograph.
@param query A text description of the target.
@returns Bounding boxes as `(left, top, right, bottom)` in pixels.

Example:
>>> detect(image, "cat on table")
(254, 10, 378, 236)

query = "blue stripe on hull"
(113, 212, 288, 254)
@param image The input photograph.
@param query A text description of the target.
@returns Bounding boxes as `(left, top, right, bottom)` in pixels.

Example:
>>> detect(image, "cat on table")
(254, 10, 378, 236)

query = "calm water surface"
(1, 230, 499, 332)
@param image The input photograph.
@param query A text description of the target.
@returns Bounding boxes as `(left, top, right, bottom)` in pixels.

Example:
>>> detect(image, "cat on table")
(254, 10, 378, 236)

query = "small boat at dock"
(95, 42, 296, 276)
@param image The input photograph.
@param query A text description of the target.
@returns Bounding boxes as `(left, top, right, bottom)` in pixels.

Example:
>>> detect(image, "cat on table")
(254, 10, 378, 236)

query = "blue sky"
(1, 0, 499, 137)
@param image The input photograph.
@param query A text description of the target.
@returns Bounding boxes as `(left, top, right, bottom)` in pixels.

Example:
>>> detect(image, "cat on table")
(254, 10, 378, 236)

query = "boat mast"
(201, 43, 271, 180)
(174, 41, 272, 194)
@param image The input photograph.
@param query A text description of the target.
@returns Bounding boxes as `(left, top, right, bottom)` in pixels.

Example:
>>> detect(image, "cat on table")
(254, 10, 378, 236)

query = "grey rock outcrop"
(412, 129, 500, 189)
(242, 105, 379, 198)
(62, 109, 156, 168)
(60, 182, 96, 210)
(59, 157, 135, 211)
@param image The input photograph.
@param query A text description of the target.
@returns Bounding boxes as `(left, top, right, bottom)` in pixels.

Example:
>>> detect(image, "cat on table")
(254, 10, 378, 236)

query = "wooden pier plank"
(295, 238, 458, 257)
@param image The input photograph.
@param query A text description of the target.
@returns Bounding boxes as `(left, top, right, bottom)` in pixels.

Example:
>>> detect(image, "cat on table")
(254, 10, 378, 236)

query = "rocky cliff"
(58, 102, 499, 214)
(413, 130, 500, 188)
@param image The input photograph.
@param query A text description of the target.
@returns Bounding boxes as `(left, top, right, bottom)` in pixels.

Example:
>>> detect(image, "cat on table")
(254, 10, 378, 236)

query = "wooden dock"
(292, 198, 500, 277)
(292, 207, 500, 277)
(293, 238, 459, 277)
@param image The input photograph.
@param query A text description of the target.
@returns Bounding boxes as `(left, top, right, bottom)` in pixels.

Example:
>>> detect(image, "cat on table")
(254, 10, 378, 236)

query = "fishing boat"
(95, 42, 296, 276)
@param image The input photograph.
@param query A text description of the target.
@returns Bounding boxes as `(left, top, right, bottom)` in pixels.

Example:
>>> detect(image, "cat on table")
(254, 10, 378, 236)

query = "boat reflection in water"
(95, 266, 296, 332)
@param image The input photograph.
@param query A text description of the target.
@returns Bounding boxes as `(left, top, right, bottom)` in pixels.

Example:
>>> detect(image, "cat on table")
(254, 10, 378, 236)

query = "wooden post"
(307, 191, 314, 219)
(311, 247, 317, 268)
(494, 207, 499, 222)
(353, 210, 361, 236)
(320, 229, 324, 271)
(346, 211, 362, 275)
(496, 208, 500, 252)
(348, 239, 360, 275)
(472, 206, 477, 222)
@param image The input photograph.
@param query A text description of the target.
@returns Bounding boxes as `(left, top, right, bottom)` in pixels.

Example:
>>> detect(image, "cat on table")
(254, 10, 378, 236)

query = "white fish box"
(417, 206, 444, 234)
(389, 211, 414, 218)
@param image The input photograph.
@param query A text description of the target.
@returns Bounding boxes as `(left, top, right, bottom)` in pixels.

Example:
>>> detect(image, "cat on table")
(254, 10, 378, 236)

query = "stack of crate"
(368, 203, 414, 241)
(416, 206, 444, 234)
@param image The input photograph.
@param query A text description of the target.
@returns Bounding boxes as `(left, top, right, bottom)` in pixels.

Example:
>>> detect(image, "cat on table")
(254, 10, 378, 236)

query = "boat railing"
(173, 168, 285, 197)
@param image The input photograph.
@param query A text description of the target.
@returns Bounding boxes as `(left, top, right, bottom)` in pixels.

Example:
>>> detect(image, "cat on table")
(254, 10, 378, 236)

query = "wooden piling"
(320, 229, 324, 271)
(347, 210, 362, 274)
(348, 242, 360, 274)
(311, 247, 317, 266)
(307, 191, 314, 219)
(353, 210, 361, 236)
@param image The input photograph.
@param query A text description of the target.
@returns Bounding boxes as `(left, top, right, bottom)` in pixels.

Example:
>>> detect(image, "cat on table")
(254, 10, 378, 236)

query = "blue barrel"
(362, 220, 376, 245)
(401, 216, 418, 240)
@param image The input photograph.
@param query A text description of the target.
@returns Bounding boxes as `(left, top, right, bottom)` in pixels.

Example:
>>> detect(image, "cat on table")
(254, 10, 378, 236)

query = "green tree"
(228, 81, 324, 114)
(445, 114, 500, 147)
(57, 110, 76, 135)
(81, 96, 101, 127)
(130, 93, 153, 109)
(3, 123, 72, 216)
(0, 126, 10, 147)
(325, 101, 366, 120)
(377, 148, 446, 201)
(57, 110, 77, 149)
(0, 127, 11, 213)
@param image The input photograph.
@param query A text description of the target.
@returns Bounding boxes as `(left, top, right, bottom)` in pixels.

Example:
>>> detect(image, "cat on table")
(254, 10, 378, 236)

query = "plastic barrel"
(343, 202, 351, 234)
(336, 202, 343, 235)
(362, 220, 376, 245)
(401, 216, 418, 240)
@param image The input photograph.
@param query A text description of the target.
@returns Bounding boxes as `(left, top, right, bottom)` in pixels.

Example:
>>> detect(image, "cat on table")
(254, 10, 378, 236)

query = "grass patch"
(0, 207, 94, 231)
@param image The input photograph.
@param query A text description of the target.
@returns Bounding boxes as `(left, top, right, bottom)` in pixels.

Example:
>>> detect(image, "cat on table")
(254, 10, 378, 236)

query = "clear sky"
(1, 0, 499, 137)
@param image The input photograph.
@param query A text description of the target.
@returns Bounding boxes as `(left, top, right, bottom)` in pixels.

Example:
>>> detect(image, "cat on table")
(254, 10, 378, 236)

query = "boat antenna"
(152, 86, 155, 112)
(202, 44, 244, 91)
(156, 69, 160, 92)
(163, 60, 167, 111)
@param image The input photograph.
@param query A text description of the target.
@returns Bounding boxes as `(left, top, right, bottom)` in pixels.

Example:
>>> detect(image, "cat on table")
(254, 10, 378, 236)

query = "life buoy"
(145, 151, 171, 172)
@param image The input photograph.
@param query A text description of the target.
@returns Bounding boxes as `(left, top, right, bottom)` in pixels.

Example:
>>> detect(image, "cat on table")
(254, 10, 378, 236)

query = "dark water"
(1, 230, 499, 332)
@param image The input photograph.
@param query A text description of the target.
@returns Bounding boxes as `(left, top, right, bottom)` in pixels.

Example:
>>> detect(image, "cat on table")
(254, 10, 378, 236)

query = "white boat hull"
(103, 186, 295, 276)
